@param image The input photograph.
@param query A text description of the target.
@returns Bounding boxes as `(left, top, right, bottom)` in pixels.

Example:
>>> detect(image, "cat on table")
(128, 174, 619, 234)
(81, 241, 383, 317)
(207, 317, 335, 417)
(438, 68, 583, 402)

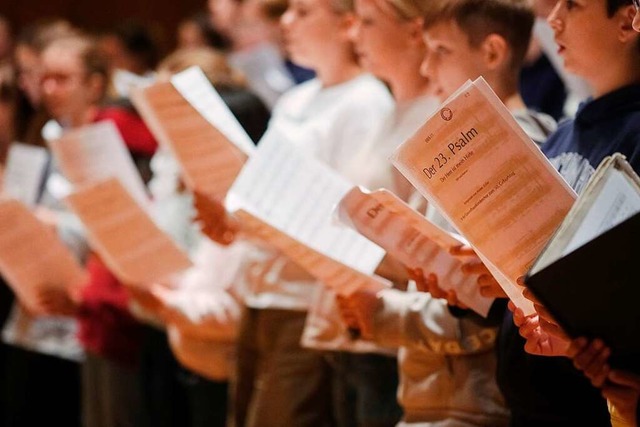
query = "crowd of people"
(0, 0, 639, 426)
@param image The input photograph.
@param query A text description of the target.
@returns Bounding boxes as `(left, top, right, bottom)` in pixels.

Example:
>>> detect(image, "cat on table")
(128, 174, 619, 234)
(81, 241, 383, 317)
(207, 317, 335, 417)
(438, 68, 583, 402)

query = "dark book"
(525, 153, 640, 374)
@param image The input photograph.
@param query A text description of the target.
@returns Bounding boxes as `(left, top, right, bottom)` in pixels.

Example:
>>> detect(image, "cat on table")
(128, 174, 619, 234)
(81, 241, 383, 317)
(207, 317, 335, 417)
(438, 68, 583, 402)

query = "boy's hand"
(602, 370, 640, 426)
(567, 338, 611, 387)
(193, 191, 238, 245)
(34, 287, 79, 316)
(410, 268, 468, 309)
(336, 290, 382, 340)
(450, 245, 507, 299)
(510, 301, 570, 357)
(522, 287, 568, 339)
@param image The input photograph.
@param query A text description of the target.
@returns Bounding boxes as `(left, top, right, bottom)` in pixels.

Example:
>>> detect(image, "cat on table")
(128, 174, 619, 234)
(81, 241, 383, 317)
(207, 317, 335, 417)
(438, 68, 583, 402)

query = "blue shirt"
(498, 83, 640, 426)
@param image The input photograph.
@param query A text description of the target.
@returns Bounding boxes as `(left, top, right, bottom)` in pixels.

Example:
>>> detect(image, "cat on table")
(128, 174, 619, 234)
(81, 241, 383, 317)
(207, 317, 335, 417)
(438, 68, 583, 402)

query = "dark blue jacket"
(498, 84, 640, 427)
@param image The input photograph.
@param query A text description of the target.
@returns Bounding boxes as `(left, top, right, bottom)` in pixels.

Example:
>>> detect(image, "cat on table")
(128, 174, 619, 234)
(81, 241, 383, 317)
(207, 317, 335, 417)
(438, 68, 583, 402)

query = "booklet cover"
(391, 77, 576, 314)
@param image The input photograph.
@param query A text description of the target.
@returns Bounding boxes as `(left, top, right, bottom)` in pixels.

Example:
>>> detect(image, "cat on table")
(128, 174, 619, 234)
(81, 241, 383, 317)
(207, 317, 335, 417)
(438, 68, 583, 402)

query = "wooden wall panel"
(2, 0, 206, 53)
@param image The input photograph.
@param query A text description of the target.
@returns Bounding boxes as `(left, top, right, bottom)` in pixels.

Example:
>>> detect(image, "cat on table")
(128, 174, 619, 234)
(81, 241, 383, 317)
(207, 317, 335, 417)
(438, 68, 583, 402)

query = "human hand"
(450, 245, 507, 299)
(34, 287, 79, 316)
(522, 287, 568, 339)
(410, 268, 468, 309)
(567, 338, 611, 388)
(193, 191, 238, 245)
(510, 301, 570, 357)
(336, 289, 382, 340)
(602, 369, 640, 426)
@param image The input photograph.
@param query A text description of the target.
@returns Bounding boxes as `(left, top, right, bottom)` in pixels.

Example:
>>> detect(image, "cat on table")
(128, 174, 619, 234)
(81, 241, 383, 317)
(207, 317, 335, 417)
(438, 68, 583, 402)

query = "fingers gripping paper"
(338, 187, 493, 316)
(131, 67, 253, 198)
(65, 178, 192, 286)
(391, 78, 577, 314)
(0, 199, 86, 312)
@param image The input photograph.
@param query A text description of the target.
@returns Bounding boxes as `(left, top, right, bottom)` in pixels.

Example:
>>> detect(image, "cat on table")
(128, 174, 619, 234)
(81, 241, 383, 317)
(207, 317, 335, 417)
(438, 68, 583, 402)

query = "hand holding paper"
(337, 187, 493, 315)
(0, 199, 87, 314)
(193, 191, 239, 245)
(391, 78, 576, 314)
(65, 178, 192, 287)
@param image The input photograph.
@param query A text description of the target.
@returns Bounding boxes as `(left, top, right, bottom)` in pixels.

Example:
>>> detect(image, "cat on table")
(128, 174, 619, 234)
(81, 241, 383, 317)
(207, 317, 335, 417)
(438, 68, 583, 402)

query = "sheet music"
(131, 68, 250, 198)
(236, 210, 389, 295)
(338, 187, 492, 315)
(171, 67, 255, 155)
(2, 143, 49, 206)
(0, 199, 86, 313)
(392, 78, 577, 314)
(48, 121, 149, 206)
(65, 178, 192, 286)
(226, 136, 386, 275)
(565, 170, 640, 255)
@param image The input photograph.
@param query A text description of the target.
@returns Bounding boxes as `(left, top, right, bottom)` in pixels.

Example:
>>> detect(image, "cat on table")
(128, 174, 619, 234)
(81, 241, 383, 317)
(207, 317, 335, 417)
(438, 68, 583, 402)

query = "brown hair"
(44, 34, 111, 102)
(158, 47, 247, 90)
(423, 0, 534, 71)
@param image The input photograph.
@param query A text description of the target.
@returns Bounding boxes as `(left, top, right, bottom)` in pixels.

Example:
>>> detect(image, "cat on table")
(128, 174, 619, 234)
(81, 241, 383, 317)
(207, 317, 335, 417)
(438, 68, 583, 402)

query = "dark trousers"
(2, 346, 81, 427)
(235, 308, 336, 427)
(330, 352, 402, 427)
(138, 326, 229, 427)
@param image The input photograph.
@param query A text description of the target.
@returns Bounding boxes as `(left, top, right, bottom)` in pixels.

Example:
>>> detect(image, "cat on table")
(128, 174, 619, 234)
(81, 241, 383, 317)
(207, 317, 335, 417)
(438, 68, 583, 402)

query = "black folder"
(526, 211, 640, 375)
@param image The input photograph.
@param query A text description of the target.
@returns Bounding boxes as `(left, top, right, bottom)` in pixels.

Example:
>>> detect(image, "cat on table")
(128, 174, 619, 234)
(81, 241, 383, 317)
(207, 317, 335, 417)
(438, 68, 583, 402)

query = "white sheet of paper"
(2, 144, 49, 206)
(235, 210, 389, 295)
(131, 68, 250, 198)
(226, 136, 386, 275)
(171, 67, 255, 155)
(113, 69, 156, 98)
(565, 170, 640, 255)
(65, 178, 192, 286)
(337, 187, 493, 316)
(530, 154, 640, 275)
(48, 121, 149, 206)
(0, 199, 86, 313)
(391, 78, 577, 314)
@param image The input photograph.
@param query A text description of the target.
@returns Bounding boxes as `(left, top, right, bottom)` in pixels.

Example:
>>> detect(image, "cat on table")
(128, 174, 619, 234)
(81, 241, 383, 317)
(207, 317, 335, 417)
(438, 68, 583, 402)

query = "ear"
(87, 73, 106, 103)
(616, 4, 639, 45)
(480, 33, 509, 71)
(407, 17, 425, 45)
(340, 12, 358, 40)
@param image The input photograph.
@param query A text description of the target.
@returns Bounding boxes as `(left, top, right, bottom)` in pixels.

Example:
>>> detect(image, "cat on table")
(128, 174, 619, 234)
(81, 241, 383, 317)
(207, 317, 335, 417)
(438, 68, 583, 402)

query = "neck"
(68, 105, 98, 128)
(315, 55, 363, 87)
(485, 73, 524, 111)
(386, 52, 432, 103)
(231, 24, 275, 51)
(589, 56, 640, 98)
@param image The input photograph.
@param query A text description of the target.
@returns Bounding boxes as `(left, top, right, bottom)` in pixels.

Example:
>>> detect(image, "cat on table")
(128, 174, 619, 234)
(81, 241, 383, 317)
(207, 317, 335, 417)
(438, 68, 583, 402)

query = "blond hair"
(158, 47, 246, 89)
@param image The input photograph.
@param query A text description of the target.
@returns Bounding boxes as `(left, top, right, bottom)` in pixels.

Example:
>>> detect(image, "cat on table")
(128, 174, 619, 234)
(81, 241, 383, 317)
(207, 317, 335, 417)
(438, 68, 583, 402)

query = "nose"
(348, 18, 361, 43)
(419, 51, 434, 79)
(41, 76, 57, 95)
(547, 0, 564, 32)
(280, 8, 294, 30)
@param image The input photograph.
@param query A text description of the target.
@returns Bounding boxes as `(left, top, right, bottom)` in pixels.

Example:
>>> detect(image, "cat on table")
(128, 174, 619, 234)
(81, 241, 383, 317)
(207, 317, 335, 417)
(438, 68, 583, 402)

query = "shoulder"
(95, 104, 157, 156)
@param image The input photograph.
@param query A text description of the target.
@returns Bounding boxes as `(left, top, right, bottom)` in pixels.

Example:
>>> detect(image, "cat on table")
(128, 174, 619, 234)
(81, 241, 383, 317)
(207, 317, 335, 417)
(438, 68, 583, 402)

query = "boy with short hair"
(341, 0, 557, 425)
(475, 0, 640, 425)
